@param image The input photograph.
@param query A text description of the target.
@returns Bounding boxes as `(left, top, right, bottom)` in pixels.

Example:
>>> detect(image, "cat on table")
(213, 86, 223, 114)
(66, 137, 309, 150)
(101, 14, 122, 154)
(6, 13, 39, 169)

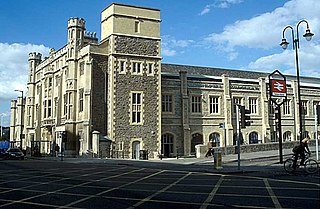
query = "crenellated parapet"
(84, 31, 98, 44)
(28, 52, 42, 61)
(68, 17, 85, 29)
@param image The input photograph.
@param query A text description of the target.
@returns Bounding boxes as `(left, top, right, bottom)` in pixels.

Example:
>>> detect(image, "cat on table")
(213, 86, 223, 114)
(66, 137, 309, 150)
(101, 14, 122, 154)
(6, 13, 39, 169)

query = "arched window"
(249, 132, 259, 144)
(161, 133, 174, 157)
(191, 133, 203, 154)
(283, 131, 292, 141)
(209, 132, 220, 147)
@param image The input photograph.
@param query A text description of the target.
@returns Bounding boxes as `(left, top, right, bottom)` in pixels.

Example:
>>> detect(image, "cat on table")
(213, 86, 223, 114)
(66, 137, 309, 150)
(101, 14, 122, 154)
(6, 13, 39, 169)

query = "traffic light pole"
(236, 105, 241, 170)
(275, 105, 283, 164)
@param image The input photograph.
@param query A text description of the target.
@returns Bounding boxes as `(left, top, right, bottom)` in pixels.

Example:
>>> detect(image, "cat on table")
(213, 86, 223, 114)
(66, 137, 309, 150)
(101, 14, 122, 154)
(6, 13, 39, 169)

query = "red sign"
(271, 79, 287, 97)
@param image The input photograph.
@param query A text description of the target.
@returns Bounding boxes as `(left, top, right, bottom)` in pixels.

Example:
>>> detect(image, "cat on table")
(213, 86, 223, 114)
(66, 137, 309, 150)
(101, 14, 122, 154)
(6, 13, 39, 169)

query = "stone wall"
(113, 57, 161, 158)
(214, 140, 316, 156)
(91, 54, 108, 135)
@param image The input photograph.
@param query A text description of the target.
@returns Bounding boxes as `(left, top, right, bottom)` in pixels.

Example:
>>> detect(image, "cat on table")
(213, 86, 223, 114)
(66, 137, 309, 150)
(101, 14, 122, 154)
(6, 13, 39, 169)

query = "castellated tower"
(67, 17, 85, 50)
(99, 3, 162, 159)
(26, 52, 42, 146)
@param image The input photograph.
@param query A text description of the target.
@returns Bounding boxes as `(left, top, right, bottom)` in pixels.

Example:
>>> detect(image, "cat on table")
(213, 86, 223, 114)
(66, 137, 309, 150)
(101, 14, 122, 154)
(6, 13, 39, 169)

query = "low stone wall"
(197, 140, 317, 158)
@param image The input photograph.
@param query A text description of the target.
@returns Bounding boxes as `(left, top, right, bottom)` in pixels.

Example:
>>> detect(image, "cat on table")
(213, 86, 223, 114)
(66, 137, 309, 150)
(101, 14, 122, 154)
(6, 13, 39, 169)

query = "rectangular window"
(209, 96, 219, 114)
(80, 62, 85, 75)
(313, 101, 320, 115)
(132, 62, 141, 74)
(283, 100, 291, 115)
(233, 97, 242, 113)
(134, 21, 140, 33)
(118, 141, 124, 151)
(119, 60, 125, 73)
(64, 94, 67, 116)
(54, 97, 58, 117)
(44, 100, 47, 118)
(148, 63, 153, 74)
(48, 78, 52, 87)
(191, 95, 202, 113)
(131, 92, 143, 124)
(249, 98, 257, 114)
(47, 99, 52, 117)
(68, 92, 73, 119)
(162, 94, 173, 112)
(79, 88, 84, 112)
(27, 106, 31, 126)
(301, 100, 308, 115)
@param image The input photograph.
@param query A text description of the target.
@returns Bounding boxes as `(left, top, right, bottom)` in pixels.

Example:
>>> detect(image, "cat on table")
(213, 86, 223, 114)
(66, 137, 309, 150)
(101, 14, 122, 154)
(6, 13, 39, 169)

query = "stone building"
(10, 3, 320, 159)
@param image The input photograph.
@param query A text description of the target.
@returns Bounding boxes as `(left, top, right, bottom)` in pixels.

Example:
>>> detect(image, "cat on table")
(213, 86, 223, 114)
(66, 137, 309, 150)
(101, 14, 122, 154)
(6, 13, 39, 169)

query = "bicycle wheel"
(284, 159, 295, 173)
(304, 159, 319, 174)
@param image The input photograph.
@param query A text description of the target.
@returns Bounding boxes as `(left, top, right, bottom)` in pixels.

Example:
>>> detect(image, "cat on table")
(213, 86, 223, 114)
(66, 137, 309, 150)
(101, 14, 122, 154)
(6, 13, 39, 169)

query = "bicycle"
(284, 152, 319, 174)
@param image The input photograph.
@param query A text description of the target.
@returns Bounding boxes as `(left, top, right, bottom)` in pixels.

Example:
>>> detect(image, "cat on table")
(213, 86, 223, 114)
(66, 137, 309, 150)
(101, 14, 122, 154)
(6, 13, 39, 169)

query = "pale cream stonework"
(10, 3, 320, 159)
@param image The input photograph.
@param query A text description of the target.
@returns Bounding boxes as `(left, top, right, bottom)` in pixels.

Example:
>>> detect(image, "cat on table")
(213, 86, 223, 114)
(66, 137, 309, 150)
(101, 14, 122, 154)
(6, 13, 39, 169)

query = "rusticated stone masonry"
(115, 36, 158, 56)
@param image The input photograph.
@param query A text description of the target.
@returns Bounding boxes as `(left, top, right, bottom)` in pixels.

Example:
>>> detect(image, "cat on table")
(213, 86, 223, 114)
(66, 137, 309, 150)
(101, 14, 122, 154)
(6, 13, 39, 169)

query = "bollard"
(214, 148, 223, 169)
(58, 152, 64, 161)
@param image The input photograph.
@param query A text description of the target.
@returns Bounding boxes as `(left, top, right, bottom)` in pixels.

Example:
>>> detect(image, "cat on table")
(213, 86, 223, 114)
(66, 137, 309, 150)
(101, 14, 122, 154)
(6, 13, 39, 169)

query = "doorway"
(132, 141, 140, 159)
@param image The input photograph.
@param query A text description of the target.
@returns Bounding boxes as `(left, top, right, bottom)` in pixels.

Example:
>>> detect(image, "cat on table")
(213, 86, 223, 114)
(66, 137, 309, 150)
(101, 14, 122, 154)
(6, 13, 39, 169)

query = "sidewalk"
(28, 148, 320, 174)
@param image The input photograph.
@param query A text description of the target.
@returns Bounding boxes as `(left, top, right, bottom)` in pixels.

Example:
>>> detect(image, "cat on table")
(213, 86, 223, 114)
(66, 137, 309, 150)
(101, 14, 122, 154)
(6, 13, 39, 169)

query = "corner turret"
(67, 17, 85, 45)
(28, 52, 42, 62)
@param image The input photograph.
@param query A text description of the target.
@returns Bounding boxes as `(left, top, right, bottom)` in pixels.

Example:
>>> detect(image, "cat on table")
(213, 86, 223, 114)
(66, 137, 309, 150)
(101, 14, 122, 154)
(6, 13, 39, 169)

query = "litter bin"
(139, 150, 148, 160)
(214, 148, 222, 169)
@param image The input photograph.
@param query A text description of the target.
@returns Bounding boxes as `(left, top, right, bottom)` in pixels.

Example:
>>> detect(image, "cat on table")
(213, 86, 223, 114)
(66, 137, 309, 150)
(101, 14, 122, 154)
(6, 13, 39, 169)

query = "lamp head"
(280, 38, 289, 50)
(303, 28, 314, 41)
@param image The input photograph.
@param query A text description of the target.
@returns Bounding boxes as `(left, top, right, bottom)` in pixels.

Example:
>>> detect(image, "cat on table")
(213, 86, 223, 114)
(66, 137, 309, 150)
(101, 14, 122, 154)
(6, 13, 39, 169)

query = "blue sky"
(0, 0, 319, 126)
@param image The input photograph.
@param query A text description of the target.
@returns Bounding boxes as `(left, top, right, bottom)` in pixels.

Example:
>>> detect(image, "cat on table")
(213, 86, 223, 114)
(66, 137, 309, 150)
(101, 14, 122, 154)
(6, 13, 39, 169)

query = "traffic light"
(317, 105, 320, 125)
(240, 105, 251, 128)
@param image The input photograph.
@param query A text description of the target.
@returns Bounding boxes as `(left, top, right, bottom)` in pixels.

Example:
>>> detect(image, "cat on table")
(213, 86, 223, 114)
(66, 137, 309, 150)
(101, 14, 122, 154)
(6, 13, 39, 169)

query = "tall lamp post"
(280, 20, 314, 142)
(0, 113, 5, 140)
(15, 90, 24, 149)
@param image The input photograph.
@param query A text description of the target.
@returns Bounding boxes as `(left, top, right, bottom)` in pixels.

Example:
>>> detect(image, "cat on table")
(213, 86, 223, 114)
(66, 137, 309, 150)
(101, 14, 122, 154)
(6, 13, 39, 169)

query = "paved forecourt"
(0, 160, 319, 209)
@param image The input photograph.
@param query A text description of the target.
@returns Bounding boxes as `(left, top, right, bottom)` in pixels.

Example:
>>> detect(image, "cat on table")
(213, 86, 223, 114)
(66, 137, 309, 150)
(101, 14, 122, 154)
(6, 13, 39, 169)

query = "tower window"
(134, 21, 140, 33)
(131, 92, 143, 125)
(119, 60, 126, 73)
(132, 62, 142, 74)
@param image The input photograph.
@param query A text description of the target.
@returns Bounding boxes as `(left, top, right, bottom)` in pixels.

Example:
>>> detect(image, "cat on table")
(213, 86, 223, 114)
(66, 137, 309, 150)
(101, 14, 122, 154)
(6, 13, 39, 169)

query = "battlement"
(84, 31, 98, 44)
(68, 17, 85, 29)
(28, 52, 42, 61)
(84, 31, 97, 39)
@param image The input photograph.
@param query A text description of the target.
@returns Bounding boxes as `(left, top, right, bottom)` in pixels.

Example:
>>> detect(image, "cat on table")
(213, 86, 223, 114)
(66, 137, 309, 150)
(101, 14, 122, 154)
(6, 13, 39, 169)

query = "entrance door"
(191, 133, 203, 154)
(132, 141, 140, 159)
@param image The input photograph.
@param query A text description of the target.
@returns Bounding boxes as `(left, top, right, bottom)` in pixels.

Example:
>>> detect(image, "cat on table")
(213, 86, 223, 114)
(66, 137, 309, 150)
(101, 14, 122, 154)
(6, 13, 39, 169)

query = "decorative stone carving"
(188, 82, 222, 89)
(115, 36, 158, 56)
(231, 84, 260, 90)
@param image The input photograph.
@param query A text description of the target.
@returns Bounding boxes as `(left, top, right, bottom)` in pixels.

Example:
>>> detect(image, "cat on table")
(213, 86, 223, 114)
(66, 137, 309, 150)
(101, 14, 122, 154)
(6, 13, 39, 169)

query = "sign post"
(269, 70, 287, 164)
(219, 122, 227, 155)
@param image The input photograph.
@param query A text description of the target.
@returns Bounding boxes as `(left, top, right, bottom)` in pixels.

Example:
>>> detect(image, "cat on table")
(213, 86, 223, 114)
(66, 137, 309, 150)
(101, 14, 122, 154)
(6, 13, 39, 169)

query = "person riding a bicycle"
(292, 136, 311, 169)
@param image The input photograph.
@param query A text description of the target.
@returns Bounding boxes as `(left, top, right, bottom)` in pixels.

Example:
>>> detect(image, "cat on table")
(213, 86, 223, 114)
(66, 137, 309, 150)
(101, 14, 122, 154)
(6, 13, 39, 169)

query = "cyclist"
(292, 136, 311, 169)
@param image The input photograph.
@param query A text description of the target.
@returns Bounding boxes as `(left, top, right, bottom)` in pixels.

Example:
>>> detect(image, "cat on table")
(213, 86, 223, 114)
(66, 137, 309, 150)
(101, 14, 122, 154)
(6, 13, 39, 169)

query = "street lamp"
(280, 20, 314, 142)
(15, 90, 24, 149)
(0, 113, 5, 140)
